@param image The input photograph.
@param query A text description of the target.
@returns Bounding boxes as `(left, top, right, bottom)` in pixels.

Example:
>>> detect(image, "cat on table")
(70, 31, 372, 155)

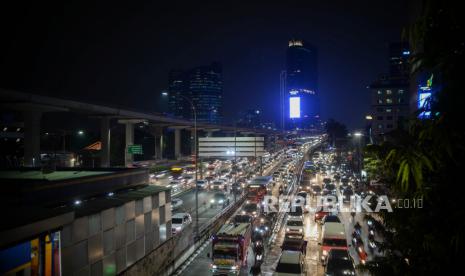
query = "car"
(242, 203, 260, 218)
(286, 217, 304, 235)
(196, 179, 208, 189)
(171, 198, 183, 210)
(314, 206, 331, 222)
(210, 180, 225, 190)
(288, 206, 303, 219)
(171, 213, 192, 234)
(311, 185, 322, 195)
(324, 249, 356, 275)
(231, 214, 253, 224)
(231, 182, 242, 194)
(210, 192, 229, 208)
(322, 215, 341, 224)
(281, 238, 307, 255)
(168, 180, 181, 189)
(273, 250, 305, 275)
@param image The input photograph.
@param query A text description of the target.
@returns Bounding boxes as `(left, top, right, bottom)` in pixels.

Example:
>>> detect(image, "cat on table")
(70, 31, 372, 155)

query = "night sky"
(0, 1, 411, 129)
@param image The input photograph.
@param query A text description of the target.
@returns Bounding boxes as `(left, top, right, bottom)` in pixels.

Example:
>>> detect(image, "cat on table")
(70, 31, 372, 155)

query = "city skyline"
(0, 1, 411, 129)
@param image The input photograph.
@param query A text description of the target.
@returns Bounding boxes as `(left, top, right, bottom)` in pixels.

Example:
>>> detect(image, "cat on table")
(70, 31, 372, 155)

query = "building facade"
(368, 42, 411, 143)
(167, 62, 223, 124)
(285, 39, 320, 130)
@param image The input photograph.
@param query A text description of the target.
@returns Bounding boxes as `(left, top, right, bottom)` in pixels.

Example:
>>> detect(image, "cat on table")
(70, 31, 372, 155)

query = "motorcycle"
(368, 235, 377, 254)
(352, 231, 368, 264)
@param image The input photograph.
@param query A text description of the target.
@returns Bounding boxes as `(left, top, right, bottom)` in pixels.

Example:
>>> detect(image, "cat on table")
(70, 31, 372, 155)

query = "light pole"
(162, 92, 199, 237)
(353, 132, 363, 180)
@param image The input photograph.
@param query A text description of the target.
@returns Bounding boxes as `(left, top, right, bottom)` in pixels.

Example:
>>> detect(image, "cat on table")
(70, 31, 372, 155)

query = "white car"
(196, 179, 208, 189)
(171, 213, 192, 234)
(171, 198, 183, 210)
(168, 180, 181, 189)
(211, 180, 225, 190)
(286, 217, 304, 235)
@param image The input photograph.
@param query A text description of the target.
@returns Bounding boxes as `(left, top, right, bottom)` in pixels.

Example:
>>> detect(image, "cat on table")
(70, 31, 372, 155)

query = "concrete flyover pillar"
(125, 122, 134, 166)
(23, 110, 42, 167)
(150, 125, 164, 160)
(118, 119, 145, 167)
(174, 128, 181, 160)
(100, 117, 111, 167)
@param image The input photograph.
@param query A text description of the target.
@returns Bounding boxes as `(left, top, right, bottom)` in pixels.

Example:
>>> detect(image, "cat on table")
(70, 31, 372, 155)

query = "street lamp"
(162, 92, 199, 237)
(353, 132, 364, 180)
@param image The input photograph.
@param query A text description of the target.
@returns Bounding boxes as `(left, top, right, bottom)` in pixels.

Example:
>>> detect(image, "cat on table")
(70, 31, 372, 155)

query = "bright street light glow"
(162, 92, 168, 96)
(78, 130, 84, 135)
(354, 132, 362, 137)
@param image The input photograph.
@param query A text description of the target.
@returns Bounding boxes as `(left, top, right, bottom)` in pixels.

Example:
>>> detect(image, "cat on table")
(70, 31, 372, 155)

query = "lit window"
(378, 124, 383, 129)
(398, 90, 404, 94)
(378, 99, 383, 104)
(386, 98, 393, 104)
(377, 90, 382, 95)
(386, 90, 392, 95)
(386, 108, 392, 113)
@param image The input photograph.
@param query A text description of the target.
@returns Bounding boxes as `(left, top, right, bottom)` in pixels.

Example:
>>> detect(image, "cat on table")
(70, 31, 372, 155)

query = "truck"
(319, 222, 348, 262)
(246, 176, 273, 203)
(211, 223, 252, 275)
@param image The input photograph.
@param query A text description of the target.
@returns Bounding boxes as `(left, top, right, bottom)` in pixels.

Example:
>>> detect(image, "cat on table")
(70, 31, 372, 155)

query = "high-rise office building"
(167, 62, 223, 124)
(285, 39, 319, 130)
(368, 42, 411, 143)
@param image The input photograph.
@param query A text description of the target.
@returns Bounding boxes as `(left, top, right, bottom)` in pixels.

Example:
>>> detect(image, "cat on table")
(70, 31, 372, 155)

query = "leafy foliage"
(360, 0, 465, 274)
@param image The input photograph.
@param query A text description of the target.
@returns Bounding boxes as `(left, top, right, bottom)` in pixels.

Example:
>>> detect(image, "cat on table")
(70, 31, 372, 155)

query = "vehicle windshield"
(233, 215, 251, 223)
(288, 206, 303, 216)
(172, 218, 183, 224)
(287, 220, 303, 226)
(244, 204, 257, 212)
(325, 184, 336, 190)
(324, 216, 341, 223)
(323, 238, 347, 247)
(214, 193, 225, 199)
(213, 247, 237, 260)
(275, 262, 301, 273)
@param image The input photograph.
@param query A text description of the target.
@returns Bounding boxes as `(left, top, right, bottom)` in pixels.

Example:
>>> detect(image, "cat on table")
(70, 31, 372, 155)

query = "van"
(319, 222, 347, 262)
(273, 250, 305, 275)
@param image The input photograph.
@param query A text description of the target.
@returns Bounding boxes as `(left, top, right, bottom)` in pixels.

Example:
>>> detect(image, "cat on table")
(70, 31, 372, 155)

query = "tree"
(360, 0, 465, 274)
(325, 118, 348, 147)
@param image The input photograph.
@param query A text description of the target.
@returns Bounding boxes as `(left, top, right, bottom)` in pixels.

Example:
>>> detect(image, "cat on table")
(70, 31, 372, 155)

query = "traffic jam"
(173, 137, 382, 275)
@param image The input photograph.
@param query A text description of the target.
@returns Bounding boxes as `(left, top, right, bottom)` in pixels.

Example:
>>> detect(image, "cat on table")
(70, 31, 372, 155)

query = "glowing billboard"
(289, 97, 301, 118)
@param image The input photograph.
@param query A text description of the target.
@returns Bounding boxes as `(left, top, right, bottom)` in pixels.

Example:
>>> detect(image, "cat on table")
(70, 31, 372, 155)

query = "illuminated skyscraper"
(285, 39, 319, 130)
(168, 62, 223, 124)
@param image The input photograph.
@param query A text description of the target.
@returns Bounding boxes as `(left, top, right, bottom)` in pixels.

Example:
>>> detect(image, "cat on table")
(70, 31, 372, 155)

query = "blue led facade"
(285, 39, 319, 129)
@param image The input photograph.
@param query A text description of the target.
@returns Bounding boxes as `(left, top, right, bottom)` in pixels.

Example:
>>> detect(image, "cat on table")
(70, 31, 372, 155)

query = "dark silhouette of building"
(237, 109, 261, 128)
(167, 62, 223, 124)
(285, 39, 319, 130)
(368, 42, 411, 143)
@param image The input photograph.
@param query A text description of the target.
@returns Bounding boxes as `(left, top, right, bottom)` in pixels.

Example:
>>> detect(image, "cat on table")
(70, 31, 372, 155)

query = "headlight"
(299, 229, 302, 233)
(323, 250, 328, 256)
(252, 211, 257, 215)
(210, 199, 215, 203)
(260, 218, 265, 223)
(211, 265, 217, 269)
(231, 265, 237, 270)
(219, 200, 224, 204)
(242, 211, 246, 215)
(286, 228, 290, 232)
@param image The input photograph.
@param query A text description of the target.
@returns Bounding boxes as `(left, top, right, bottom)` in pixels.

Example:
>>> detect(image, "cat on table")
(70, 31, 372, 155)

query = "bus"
(211, 223, 252, 275)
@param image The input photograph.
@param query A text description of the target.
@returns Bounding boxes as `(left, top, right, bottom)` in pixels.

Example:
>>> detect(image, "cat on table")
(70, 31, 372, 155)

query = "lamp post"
(162, 92, 199, 237)
(353, 132, 363, 181)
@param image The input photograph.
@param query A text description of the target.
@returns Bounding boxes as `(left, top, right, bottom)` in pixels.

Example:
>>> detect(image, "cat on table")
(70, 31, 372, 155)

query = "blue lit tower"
(285, 39, 319, 130)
